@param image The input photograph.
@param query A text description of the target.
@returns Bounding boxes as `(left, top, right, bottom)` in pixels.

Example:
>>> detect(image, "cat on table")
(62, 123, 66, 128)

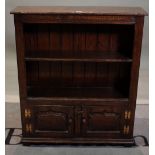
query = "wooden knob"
(69, 118, 72, 123)
(82, 118, 86, 123)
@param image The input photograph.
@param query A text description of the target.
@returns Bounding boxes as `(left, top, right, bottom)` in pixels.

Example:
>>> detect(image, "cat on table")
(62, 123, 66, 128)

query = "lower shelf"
(27, 86, 128, 100)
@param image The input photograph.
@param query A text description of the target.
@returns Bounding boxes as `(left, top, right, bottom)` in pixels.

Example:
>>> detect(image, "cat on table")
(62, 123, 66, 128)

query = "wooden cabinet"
(31, 105, 74, 138)
(11, 6, 147, 145)
(81, 105, 124, 138)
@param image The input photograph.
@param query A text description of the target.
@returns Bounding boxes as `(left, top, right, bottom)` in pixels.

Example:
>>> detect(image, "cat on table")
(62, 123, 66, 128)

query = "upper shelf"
(25, 51, 132, 62)
(10, 6, 148, 16)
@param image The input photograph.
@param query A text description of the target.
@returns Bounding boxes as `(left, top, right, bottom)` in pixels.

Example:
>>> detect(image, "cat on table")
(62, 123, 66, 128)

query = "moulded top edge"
(10, 6, 148, 16)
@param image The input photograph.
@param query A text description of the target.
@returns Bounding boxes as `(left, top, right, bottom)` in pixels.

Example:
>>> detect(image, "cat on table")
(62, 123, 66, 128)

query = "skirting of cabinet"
(22, 137, 135, 145)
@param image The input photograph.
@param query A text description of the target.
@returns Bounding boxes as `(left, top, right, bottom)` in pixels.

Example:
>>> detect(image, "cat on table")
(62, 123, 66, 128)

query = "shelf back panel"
(26, 61, 131, 98)
(24, 24, 134, 58)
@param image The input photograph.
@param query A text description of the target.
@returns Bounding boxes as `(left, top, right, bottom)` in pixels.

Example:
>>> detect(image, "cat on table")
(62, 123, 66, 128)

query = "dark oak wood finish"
(11, 6, 147, 145)
(11, 6, 147, 15)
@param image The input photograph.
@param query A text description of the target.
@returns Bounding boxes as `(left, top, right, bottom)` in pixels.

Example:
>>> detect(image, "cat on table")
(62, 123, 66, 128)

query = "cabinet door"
(81, 106, 124, 138)
(31, 105, 74, 138)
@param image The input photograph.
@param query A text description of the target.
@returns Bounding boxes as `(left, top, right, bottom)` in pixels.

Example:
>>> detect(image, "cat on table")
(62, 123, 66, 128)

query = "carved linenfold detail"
(123, 125, 129, 134)
(38, 110, 66, 120)
(104, 112, 117, 117)
(25, 109, 31, 118)
(90, 112, 119, 118)
(125, 111, 131, 120)
(26, 123, 32, 133)
(21, 14, 136, 24)
(54, 15, 135, 22)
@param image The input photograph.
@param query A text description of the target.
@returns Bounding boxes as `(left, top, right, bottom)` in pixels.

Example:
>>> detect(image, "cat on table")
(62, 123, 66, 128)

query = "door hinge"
(26, 123, 32, 133)
(125, 111, 131, 120)
(123, 125, 130, 134)
(25, 109, 31, 118)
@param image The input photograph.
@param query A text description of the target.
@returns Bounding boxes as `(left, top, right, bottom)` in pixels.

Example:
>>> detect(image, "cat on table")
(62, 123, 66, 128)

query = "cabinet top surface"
(11, 6, 147, 16)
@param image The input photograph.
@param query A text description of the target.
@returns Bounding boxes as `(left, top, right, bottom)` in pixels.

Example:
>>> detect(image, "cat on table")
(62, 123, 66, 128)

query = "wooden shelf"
(25, 51, 132, 62)
(27, 86, 128, 100)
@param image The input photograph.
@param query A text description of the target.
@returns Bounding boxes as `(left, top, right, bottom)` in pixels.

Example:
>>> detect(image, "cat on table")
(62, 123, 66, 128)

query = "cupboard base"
(22, 137, 135, 146)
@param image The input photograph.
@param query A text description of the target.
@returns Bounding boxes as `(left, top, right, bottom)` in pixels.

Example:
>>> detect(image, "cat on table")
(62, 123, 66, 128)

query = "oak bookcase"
(11, 6, 147, 145)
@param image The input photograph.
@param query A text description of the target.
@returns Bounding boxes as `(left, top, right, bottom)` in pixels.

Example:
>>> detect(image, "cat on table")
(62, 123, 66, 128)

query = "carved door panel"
(81, 106, 124, 138)
(31, 105, 74, 138)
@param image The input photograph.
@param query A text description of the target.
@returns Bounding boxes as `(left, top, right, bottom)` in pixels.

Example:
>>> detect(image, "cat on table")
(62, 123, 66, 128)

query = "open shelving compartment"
(24, 23, 134, 100)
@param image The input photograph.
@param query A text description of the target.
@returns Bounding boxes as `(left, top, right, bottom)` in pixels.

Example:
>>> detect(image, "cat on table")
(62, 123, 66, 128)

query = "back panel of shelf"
(23, 23, 134, 61)
(26, 61, 131, 99)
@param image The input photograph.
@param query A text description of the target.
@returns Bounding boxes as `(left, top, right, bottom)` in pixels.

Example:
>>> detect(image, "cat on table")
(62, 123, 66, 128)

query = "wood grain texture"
(128, 17, 145, 138)
(22, 137, 135, 145)
(11, 6, 147, 16)
(15, 14, 137, 24)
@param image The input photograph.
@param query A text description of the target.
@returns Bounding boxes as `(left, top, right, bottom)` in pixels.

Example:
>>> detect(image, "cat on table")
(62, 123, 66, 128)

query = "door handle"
(82, 118, 86, 123)
(68, 118, 73, 124)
